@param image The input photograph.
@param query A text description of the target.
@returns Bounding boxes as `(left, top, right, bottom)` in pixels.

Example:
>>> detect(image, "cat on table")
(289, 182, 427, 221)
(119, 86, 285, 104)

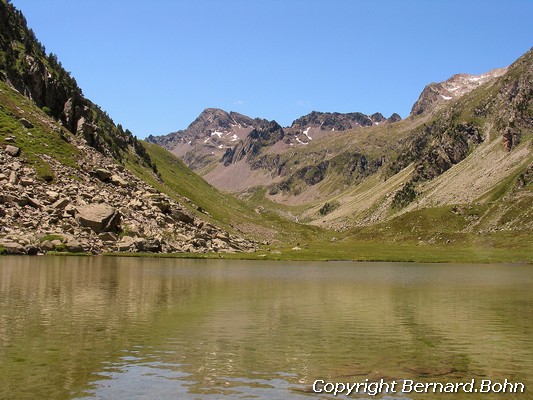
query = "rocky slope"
(0, 122, 254, 255)
(148, 109, 401, 191)
(410, 68, 507, 116)
(0, 0, 256, 255)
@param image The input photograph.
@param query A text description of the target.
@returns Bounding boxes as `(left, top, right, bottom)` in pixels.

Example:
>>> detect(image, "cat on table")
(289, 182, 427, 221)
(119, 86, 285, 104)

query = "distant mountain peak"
(410, 68, 507, 116)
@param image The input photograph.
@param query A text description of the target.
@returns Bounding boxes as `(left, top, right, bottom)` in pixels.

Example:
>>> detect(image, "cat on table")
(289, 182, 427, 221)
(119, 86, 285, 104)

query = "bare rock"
(98, 232, 117, 242)
(117, 235, 136, 251)
(0, 241, 26, 254)
(25, 196, 42, 209)
(110, 174, 128, 187)
(52, 198, 70, 209)
(76, 203, 120, 233)
(19, 118, 33, 128)
(20, 178, 34, 187)
(136, 238, 161, 252)
(93, 168, 112, 182)
(171, 209, 195, 224)
(64, 237, 84, 253)
(9, 171, 18, 184)
(5, 145, 21, 157)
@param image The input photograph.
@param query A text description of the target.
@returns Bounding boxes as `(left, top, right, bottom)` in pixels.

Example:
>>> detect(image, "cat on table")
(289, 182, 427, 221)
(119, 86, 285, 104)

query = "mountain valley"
(1, 0, 532, 262)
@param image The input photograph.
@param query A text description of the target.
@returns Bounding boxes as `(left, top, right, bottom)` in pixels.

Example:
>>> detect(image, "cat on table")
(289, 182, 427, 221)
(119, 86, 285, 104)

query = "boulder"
(8, 171, 18, 184)
(76, 204, 120, 233)
(25, 196, 42, 209)
(5, 145, 20, 157)
(93, 168, 112, 182)
(117, 236, 136, 252)
(40, 240, 54, 252)
(25, 245, 39, 255)
(19, 118, 33, 129)
(52, 198, 70, 209)
(110, 174, 128, 187)
(98, 232, 118, 242)
(64, 237, 84, 253)
(171, 209, 194, 224)
(136, 238, 161, 252)
(20, 178, 34, 187)
(0, 241, 25, 254)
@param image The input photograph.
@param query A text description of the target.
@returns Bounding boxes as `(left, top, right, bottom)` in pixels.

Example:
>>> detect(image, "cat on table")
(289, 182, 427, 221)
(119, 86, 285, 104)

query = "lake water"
(0, 256, 532, 399)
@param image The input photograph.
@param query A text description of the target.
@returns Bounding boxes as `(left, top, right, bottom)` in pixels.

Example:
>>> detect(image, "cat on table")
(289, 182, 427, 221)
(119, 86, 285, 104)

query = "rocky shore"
(0, 137, 257, 255)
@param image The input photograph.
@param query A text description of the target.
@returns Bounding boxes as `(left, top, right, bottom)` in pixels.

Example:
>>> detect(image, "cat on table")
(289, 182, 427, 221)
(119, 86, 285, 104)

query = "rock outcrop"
(410, 68, 507, 116)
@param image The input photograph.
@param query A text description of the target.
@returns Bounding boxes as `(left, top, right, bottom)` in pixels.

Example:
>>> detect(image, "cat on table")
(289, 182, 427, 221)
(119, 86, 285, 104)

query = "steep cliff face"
(389, 49, 532, 183)
(221, 119, 285, 165)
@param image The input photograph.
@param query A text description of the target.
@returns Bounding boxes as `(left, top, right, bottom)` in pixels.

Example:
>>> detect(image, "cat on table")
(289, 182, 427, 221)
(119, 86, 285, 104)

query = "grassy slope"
(134, 141, 327, 244)
(0, 81, 79, 180)
(137, 142, 533, 263)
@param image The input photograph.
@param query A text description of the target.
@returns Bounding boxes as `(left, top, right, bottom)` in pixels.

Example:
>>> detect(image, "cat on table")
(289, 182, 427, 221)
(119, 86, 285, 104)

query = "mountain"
(150, 48, 532, 243)
(410, 68, 507, 116)
(0, 0, 265, 255)
(147, 109, 401, 191)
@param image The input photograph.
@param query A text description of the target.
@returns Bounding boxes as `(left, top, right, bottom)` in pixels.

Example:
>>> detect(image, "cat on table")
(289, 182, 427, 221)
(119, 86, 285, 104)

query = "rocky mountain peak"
(410, 68, 508, 116)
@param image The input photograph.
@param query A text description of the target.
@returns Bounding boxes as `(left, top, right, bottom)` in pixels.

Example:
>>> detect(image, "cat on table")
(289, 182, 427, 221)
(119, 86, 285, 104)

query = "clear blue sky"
(11, 0, 533, 138)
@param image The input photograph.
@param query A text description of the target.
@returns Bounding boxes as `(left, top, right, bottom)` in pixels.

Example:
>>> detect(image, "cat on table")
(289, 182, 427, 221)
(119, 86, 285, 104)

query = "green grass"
(101, 232, 533, 263)
(0, 81, 79, 181)
(130, 141, 326, 244)
(40, 234, 64, 242)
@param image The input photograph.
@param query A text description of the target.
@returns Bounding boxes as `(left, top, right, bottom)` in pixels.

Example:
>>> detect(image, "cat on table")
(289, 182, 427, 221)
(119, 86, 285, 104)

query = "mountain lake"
(0, 256, 532, 399)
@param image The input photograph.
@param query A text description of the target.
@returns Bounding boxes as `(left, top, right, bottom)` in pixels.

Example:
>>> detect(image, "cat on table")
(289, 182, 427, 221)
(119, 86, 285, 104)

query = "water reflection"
(0, 257, 532, 399)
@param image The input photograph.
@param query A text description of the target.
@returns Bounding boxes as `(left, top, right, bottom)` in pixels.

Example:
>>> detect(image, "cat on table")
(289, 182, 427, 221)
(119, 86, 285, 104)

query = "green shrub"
(319, 201, 340, 216)
(391, 181, 417, 210)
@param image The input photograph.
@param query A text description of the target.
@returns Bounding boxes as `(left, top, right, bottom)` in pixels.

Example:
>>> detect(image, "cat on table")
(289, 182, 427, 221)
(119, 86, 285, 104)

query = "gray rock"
(25, 197, 42, 209)
(19, 118, 33, 129)
(172, 209, 194, 224)
(76, 203, 120, 233)
(9, 171, 18, 184)
(40, 240, 54, 252)
(20, 178, 34, 187)
(52, 198, 70, 209)
(94, 168, 112, 182)
(110, 174, 128, 187)
(5, 145, 21, 157)
(46, 191, 60, 201)
(64, 237, 84, 253)
(98, 232, 117, 242)
(25, 245, 39, 255)
(136, 238, 161, 252)
(117, 236, 136, 251)
(0, 241, 25, 254)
